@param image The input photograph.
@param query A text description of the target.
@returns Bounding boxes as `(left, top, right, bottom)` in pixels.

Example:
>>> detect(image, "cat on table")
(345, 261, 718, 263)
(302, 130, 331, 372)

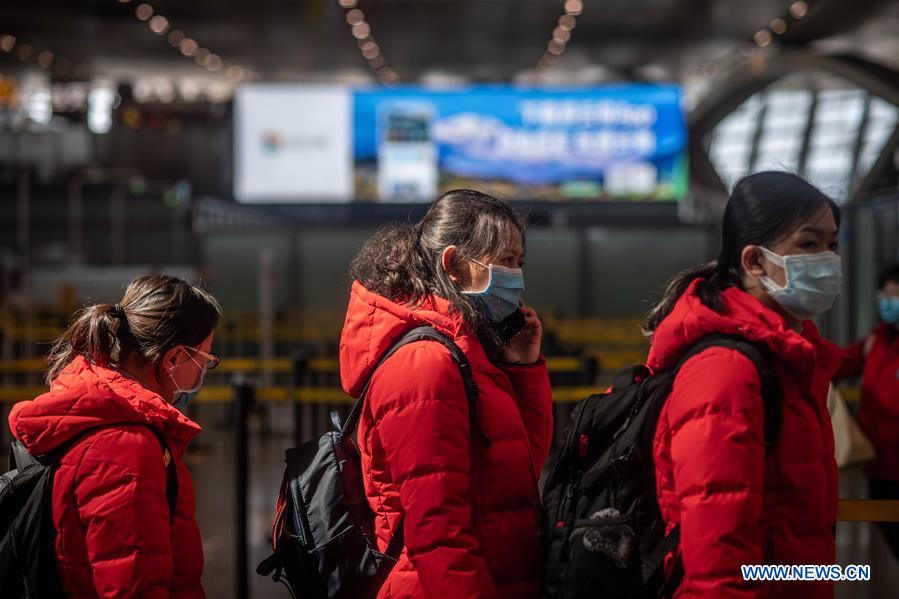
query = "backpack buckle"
(609, 447, 636, 480)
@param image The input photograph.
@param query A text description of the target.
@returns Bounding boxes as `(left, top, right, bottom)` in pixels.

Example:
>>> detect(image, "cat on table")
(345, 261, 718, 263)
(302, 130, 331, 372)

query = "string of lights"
(335, 0, 586, 86)
(0, 33, 90, 79)
(749, 0, 808, 51)
(531, 0, 583, 82)
(119, 1, 261, 84)
(336, 0, 399, 86)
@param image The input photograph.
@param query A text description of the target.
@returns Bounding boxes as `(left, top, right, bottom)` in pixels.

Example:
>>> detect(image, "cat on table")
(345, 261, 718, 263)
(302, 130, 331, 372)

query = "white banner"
(234, 85, 352, 202)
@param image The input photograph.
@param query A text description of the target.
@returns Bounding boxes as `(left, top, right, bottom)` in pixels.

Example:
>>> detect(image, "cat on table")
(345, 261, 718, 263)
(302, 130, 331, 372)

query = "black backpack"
(0, 423, 177, 599)
(257, 325, 483, 599)
(541, 334, 782, 599)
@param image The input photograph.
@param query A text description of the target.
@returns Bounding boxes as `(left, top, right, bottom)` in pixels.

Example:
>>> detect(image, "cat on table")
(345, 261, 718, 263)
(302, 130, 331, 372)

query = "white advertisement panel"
(234, 85, 352, 202)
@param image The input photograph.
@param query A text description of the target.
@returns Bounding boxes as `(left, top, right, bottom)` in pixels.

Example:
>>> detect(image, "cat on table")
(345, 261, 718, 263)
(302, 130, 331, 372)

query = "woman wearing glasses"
(9, 274, 221, 598)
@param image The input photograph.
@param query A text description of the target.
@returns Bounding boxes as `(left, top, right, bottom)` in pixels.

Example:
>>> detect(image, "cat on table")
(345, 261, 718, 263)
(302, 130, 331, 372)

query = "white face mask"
(168, 348, 208, 410)
(757, 247, 842, 321)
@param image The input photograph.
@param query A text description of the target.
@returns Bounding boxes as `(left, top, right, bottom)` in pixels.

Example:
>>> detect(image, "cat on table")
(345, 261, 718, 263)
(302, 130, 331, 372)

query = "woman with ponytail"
(9, 274, 221, 598)
(646, 172, 845, 598)
(339, 189, 553, 598)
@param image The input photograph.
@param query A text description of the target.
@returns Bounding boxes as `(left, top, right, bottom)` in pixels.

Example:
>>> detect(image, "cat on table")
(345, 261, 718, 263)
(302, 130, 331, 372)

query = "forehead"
(788, 205, 838, 236)
(505, 227, 524, 252)
(477, 221, 524, 260)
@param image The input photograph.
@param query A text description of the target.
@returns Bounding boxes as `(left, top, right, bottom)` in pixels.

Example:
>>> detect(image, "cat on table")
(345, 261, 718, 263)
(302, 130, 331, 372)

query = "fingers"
(518, 302, 537, 318)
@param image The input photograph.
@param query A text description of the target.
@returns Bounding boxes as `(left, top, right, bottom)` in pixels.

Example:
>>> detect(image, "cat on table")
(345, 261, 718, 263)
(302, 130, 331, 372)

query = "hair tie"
(111, 303, 124, 318)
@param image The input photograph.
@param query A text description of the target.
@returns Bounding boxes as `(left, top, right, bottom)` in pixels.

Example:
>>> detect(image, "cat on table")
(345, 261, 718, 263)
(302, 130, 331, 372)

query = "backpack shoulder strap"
(338, 325, 483, 565)
(8, 439, 38, 471)
(674, 333, 782, 450)
(35, 423, 178, 522)
(143, 426, 179, 523)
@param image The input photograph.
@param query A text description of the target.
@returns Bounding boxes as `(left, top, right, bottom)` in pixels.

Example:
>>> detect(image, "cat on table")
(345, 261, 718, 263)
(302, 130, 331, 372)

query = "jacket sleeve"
(72, 426, 174, 598)
(370, 342, 497, 599)
(834, 336, 867, 380)
(501, 357, 554, 474)
(667, 348, 768, 598)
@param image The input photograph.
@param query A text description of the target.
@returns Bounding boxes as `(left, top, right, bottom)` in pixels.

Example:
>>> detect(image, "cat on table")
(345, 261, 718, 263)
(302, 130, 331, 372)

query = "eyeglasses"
(185, 346, 221, 370)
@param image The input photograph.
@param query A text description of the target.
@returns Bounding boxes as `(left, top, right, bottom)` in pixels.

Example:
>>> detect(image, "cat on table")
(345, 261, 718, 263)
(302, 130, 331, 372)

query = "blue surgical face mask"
(757, 247, 842, 321)
(169, 348, 208, 410)
(462, 260, 525, 323)
(880, 296, 899, 325)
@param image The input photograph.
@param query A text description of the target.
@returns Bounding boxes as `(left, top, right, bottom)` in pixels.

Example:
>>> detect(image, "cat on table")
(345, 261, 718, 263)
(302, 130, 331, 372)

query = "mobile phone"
(494, 309, 526, 344)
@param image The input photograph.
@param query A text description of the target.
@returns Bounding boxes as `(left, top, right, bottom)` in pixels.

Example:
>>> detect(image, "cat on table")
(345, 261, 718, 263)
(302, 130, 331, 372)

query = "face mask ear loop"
(758, 246, 785, 268)
(167, 347, 186, 376)
(463, 259, 494, 295)
(189, 353, 205, 370)
(169, 348, 207, 394)
(756, 247, 787, 291)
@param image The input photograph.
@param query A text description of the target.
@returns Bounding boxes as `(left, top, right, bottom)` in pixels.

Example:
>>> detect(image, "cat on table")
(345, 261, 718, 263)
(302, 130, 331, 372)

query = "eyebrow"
(797, 226, 839, 235)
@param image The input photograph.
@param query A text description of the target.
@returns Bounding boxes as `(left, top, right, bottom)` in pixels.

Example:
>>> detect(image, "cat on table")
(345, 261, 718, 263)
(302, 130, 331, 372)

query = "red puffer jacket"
(648, 279, 843, 598)
(339, 282, 553, 599)
(836, 323, 899, 481)
(8, 355, 205, 598)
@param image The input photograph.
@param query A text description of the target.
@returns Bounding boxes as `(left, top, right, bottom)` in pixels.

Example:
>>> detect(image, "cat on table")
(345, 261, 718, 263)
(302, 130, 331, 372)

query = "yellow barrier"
(838, 500, 899, 523)
(1, 385, 580, 404)
(0, 387, 47, 402)
(0, 384, 862, 406)
(0, 359, 48, 374)
(0, 355, 596, 375)
(0, 317, 654, 346)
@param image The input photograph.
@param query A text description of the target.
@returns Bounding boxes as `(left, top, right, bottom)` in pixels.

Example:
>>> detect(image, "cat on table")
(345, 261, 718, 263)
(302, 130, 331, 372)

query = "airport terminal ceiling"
(0, 0, 897, 216)
(0, 0, 896, 84)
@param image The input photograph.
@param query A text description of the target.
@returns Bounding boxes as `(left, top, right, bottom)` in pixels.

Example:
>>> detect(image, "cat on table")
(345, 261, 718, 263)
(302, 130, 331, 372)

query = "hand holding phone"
(500, 300, 542, 365)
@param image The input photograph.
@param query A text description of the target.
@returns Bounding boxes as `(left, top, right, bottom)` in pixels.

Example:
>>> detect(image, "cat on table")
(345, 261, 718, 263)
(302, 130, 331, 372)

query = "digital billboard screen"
(235, 84, 687, 203)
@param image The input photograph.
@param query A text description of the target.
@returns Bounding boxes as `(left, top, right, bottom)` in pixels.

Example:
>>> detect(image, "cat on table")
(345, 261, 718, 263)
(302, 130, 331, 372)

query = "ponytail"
(46, 303, 132, 384)
(349, 224, 428, 304)
(643, 260, 735, 336)
(45, 275, 222, 385)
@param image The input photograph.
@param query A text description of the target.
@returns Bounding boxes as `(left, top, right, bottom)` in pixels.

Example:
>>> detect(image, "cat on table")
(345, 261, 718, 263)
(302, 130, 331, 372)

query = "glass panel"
(858, 96, 899, 176)
(804, 89, 867, 201)
(709, 95, 764, 188)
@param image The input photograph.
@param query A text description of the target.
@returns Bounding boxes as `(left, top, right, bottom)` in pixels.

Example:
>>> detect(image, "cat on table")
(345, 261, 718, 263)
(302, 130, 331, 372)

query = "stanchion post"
(233, 380, 254, 599)
(582, 355, 598, 386)
(292, 353, 309, 447)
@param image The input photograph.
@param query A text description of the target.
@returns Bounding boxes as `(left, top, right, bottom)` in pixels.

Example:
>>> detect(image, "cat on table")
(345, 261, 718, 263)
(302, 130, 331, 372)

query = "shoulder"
(668, 346, 764, 416)
(375, 339, 463, 383)
(367, 340, 468, 415)
(69, 424, 166, 473)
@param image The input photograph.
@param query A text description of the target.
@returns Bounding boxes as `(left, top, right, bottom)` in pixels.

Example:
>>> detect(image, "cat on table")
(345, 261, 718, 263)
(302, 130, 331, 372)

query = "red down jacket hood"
(340, 280, 473, 398)
(11, 355, 201, 457)
(648, 279, 844, 387)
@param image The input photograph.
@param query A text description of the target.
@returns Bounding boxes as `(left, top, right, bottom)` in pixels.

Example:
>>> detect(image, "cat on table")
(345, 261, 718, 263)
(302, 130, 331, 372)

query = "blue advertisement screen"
(353, 84, 688, 202)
